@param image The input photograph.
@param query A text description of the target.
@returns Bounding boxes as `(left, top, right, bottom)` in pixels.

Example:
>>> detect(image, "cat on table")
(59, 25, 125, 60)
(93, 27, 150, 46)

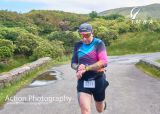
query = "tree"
(89, 11, 98, 19)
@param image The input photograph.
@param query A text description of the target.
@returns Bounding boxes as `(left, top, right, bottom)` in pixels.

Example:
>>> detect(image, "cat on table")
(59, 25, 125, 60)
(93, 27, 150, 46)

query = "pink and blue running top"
(71, 38, 108, 72)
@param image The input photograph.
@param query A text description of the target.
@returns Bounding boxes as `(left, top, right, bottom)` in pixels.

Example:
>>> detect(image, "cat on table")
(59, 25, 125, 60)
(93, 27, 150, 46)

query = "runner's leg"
(78, 92, 92, 114)
(93, 76, 109, 113)
(95, 101, 106, 113)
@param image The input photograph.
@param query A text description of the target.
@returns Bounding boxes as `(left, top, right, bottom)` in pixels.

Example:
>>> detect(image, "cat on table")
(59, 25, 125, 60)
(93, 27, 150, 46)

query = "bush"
(144, 21, 160, 32)
(93, 25, 118, 46)
(0, 39, 15, 61)
(39, 23, 58, 34)
(47, 31, 66, 41)
(32, 39, 64, 59)
(102, 14, 125, 20)
(65, 31, 80, 53)
(0, 47, 12, 62)
(0, 39, 15, 53)
(47, 31, 80, 54)
(0, 27, 28, 41)
(14, 33, 39, 56)
(0, 10, 33, 28)
(89, 11, 98, 19)
(96, 29, 118, 46)
(25, 25, 39, 35)
(118, 22, 130, 34)
(128, 22, 141, 32)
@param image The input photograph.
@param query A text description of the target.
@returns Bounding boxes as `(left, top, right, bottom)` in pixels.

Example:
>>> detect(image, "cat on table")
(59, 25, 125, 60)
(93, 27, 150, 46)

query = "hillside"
(0, 10, 89, 65)
(108, 32, 160, 55)
(25, 10, 89, 31)
(99, 3, 160, 19)
(0, 10, 89, 31)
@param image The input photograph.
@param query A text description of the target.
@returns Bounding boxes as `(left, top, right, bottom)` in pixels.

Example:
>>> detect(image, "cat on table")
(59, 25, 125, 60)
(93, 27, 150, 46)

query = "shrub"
(118, 22, 130, 34)
(0, 39, 15, 62)
(0, 27, 28, 41)
(14, 33, 39, 56)
(47, 31, 80, 54)
(32, 39, 64, 59)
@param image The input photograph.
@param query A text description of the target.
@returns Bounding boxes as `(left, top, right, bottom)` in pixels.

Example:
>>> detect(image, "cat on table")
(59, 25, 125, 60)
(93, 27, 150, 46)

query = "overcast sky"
(0, 0, 160, 14)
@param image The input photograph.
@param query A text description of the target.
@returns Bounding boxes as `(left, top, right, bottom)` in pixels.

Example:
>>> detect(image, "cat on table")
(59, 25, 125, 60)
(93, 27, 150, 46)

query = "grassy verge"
(108, 32, 160, 55)
(0, 55, 71, 106)
(136, 62, 160, 79)
(156, 59, 160, 63)
(0, 55, 34, 73)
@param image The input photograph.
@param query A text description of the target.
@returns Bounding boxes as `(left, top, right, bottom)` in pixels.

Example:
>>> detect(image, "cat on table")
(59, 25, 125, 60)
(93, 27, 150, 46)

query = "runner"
(71, 23, 109, 114)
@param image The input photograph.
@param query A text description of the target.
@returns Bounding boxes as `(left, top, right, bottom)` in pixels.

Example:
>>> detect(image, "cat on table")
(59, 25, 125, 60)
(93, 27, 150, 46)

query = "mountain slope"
(99, 3, 160, 19)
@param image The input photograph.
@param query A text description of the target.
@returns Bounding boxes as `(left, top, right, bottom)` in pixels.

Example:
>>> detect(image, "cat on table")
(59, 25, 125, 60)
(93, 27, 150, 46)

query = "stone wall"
(139, 59, 160, 70)
(0, 57, 52, 89)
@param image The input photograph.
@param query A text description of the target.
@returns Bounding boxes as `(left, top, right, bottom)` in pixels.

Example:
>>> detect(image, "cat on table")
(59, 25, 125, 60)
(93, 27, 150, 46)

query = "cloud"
(36, 0, 142, 13)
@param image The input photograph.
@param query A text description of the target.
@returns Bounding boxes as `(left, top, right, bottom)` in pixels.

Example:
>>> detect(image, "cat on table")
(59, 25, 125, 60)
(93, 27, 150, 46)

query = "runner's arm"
(71, 44, 79, 71)
(85, 41, 108, 71)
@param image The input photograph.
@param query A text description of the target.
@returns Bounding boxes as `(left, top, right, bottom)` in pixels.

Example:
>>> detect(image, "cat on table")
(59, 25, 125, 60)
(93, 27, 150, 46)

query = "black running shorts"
(77, 72, 109, 102)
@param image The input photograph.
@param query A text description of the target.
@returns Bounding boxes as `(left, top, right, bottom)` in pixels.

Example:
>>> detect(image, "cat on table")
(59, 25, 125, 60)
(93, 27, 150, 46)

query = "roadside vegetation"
(156, 59, 160, 63)
(136, 62, 160, 79)
(107, 32, 160, 55)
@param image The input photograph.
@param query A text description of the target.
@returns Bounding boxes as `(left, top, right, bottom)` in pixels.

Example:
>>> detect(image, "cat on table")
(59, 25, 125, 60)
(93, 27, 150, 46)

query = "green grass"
(136, 62, 160, 79)
(156, 59, 160, 63)
(108, 32, 160, 55)
(0, 55, 71, 106)
(0, 55, 34, 73)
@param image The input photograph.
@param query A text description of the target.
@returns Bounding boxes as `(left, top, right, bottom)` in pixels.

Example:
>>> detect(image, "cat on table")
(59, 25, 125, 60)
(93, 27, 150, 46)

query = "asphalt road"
(0, 53, 160, 114)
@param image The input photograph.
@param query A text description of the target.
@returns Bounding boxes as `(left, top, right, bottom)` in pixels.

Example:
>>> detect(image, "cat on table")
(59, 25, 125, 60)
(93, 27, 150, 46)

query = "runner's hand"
(76, 69, 86, 80)
(76, 64, 86, 79)
(78, 64, 86, 71)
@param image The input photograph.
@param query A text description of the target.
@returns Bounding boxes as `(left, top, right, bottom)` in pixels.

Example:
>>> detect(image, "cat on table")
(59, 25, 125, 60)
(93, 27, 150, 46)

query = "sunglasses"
(80, 33, 91, 38)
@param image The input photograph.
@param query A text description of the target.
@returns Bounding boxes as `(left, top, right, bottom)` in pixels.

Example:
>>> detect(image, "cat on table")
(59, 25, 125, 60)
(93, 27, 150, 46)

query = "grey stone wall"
(0, 57, 52, 89)
(139, 59, 160, 70)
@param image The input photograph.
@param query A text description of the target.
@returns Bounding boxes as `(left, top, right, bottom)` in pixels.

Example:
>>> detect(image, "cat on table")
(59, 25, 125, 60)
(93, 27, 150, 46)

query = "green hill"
(99, 3, 160, 19)
(0, 10, 89, 32)
(25, 10, 89, 31)
(108, 32, 160, 55)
